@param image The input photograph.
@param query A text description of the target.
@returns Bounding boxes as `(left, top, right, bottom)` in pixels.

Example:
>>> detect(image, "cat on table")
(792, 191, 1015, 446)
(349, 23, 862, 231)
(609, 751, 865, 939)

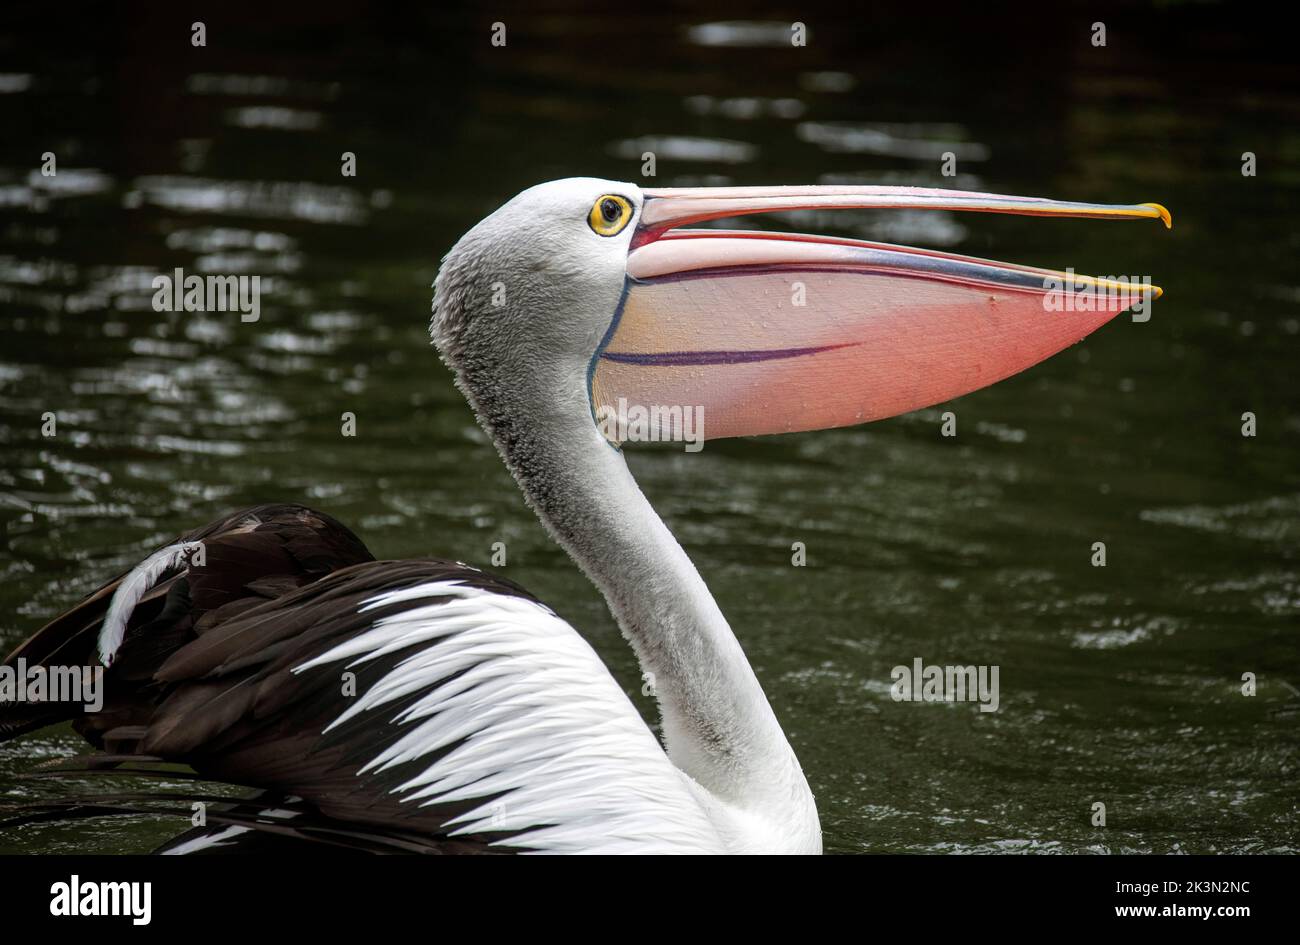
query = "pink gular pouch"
(590, 185, 1169, 443)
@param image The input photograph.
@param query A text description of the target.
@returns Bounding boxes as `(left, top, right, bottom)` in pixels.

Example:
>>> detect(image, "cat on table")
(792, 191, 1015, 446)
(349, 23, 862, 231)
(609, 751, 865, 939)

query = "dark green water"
(0, 3, 1295, 853)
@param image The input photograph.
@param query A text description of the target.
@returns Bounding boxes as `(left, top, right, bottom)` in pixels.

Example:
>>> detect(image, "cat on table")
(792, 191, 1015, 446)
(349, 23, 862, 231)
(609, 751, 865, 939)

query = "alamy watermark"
(0, 659, 103, 712)
(595, 397, 705, 452)
(50, 875, 151, 925)
(890, 657, 1000, 713)
(152, 267, 261, 322)
(1042, 268, 1155, 322)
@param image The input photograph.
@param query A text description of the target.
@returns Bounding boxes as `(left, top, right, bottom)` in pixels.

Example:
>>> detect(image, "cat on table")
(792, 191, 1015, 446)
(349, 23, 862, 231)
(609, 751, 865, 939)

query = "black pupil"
(601, 198, 620, 223)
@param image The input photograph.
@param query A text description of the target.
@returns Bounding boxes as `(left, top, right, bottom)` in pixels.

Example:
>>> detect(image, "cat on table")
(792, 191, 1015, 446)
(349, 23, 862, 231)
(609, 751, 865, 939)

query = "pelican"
(0, 178, 1168, 854)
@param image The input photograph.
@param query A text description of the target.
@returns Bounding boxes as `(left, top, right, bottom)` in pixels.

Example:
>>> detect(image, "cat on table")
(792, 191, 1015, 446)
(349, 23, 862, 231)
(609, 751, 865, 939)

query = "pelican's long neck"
(448, 346, 818, 850)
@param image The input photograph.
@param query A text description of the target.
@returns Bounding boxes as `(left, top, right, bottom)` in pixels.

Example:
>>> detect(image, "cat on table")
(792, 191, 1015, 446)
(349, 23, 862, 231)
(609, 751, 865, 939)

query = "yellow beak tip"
(1142, 202, 1173, 229)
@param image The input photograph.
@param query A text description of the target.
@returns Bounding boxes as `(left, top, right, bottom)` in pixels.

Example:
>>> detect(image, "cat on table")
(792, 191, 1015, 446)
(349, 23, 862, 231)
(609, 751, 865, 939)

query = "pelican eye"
(588, 194, 632, 236)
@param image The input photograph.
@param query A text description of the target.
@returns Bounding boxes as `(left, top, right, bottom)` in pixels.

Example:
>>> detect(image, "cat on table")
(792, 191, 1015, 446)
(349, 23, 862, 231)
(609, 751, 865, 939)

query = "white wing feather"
(99, 541, 203, 666)
(294, 580, 726, 854)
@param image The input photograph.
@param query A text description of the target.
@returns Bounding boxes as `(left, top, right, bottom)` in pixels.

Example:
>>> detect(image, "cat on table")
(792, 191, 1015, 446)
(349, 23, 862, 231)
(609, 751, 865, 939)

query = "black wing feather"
(1, 503, 538, 853)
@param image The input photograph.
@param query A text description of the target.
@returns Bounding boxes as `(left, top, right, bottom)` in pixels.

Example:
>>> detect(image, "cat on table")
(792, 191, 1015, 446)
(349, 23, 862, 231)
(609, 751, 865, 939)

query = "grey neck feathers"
(436, 306, 807, 816)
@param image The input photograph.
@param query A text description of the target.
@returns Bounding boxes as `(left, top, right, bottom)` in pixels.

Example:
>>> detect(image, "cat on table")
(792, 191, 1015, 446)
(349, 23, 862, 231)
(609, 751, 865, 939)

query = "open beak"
(591, 185, 1170, 442)
(590, 188, 1170, 447)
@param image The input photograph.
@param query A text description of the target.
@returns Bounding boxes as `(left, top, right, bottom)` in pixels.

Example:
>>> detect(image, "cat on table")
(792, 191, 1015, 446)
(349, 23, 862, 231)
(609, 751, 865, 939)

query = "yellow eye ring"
(588, 194, 633, 236)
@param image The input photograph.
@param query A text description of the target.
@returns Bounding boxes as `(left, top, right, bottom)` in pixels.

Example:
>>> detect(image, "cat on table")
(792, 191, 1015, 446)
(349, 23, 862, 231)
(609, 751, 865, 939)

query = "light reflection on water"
(0, 4, 1296, 854)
